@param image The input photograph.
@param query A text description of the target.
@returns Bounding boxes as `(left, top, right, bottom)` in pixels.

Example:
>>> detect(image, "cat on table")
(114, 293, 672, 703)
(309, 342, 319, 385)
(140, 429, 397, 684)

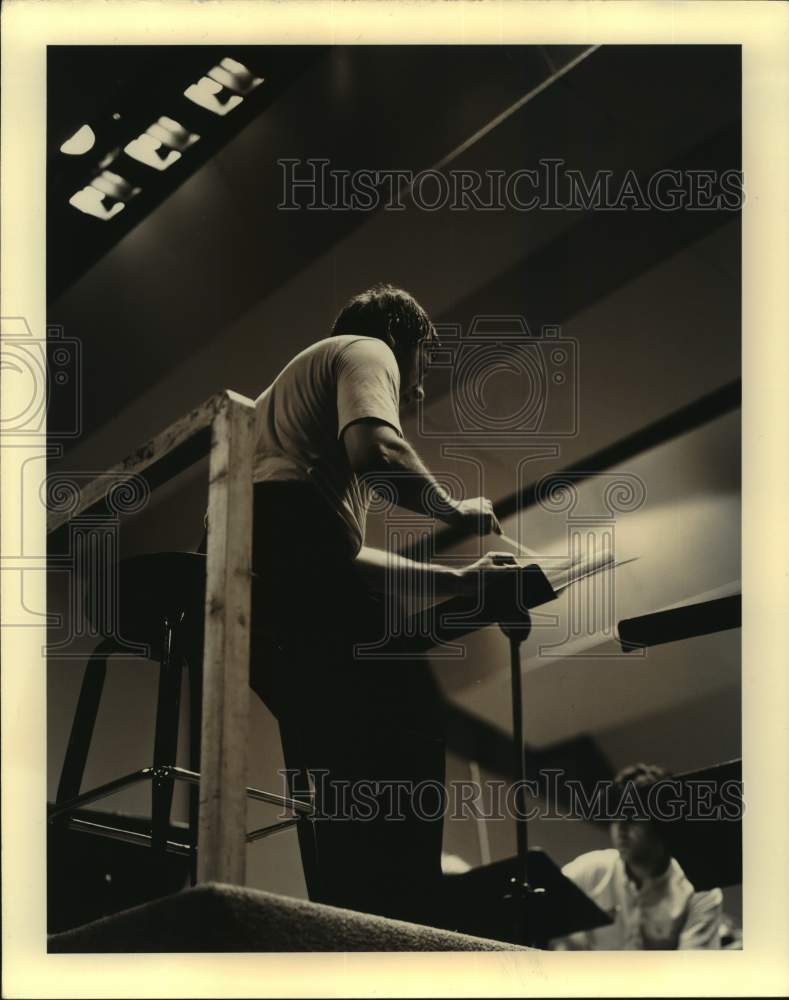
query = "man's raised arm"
(342, 418, 502, 537)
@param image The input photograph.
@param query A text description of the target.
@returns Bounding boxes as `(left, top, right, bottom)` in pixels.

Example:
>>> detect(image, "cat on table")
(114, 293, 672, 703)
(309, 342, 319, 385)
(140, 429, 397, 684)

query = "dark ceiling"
(47, 44, 740, 455)
(47, 45, 329, 297)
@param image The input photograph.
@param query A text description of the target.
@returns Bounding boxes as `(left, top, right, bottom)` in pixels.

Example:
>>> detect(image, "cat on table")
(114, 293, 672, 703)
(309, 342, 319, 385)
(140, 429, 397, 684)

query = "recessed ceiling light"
(69, 169, 141, 219)
(69, 186, 125, 220)
(89, 170, 139, 201)
(60, 124, 96, 156)
(209, 58, 264, 95)
(184, 76, 243, 116)
(124, 133, 182, 171)
(147, 117, 200, 151)
(220, 57, 252, 77)
(98, 148, 120, 169)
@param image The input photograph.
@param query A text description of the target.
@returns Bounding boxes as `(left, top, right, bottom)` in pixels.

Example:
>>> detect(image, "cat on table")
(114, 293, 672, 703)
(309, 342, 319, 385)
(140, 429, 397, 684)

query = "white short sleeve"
(335, 337, 403, 439)
(562, 850, 614, 894)
(678, 888, 723, 949)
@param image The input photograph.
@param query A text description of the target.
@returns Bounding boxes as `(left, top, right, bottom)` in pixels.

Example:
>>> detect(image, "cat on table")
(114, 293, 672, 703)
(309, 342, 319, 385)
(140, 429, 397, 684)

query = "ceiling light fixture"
(184, 76, 243, 116)
(124, 133, 182, 171)
(98, 148, 120, 170)
(124, 116, 200, 170)
(69, 186, 125, 221)
(148, 116, 200, 151)
(209, 57, 264, 95)
(69, 170, 141, 220)
(89, 170, 140, 201)
(60, 124, 96, 156)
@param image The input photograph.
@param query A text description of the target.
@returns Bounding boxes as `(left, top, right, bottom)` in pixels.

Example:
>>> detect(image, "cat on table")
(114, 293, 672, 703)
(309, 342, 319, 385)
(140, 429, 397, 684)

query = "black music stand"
(618, 593, 741, 651)
(416, 563, 597, 946)
(617, 600, 742, 891)
(399, 562, 617, 946)
(444, 850, 612, 947)
(496, 577, 548, 945)
(616, 758, 743, 891)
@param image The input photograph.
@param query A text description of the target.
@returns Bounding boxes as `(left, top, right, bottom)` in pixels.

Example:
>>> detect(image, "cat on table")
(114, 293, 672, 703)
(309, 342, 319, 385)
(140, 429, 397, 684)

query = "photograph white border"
(2, 1, 788, 996)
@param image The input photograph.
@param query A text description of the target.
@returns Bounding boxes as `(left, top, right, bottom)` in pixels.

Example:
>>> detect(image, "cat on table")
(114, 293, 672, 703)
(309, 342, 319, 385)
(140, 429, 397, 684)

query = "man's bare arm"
(343, 419, 501, 535)
(354, 545, 517, 598)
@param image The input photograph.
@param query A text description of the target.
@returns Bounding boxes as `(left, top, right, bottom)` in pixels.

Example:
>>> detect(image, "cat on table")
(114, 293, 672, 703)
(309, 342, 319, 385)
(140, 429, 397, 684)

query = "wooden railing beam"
(196, 391, 256, 885)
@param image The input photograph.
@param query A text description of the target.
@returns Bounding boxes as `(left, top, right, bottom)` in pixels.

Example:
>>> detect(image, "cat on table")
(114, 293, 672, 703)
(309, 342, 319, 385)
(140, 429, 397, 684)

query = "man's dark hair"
(331, 283, 436, 352)
(613, 762, 669, 791)
(610, 762, 670, 824)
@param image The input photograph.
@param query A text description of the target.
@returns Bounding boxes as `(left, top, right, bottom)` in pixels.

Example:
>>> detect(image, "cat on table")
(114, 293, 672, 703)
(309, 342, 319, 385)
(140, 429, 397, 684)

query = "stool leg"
(280, 727, 323, 902)
(287, 765, 322, 900)
(55, 640, 113, 808)
(186, 650, 203, 884)
(151, 619, 183, 852)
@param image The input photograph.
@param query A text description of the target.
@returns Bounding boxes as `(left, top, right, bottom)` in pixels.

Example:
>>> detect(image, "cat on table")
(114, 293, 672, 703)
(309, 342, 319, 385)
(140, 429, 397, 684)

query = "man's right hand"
(445, 496, 502, 536)
(456, 550, 519, 596)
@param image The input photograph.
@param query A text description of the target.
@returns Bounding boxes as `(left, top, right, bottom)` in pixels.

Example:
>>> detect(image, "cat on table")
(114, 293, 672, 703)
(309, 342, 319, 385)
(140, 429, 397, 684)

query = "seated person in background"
(552, 763, 723, 950)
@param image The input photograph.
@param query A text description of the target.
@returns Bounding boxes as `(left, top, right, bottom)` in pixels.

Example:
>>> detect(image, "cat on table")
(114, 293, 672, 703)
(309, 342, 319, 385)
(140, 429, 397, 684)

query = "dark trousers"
(246, 482, 446, 924)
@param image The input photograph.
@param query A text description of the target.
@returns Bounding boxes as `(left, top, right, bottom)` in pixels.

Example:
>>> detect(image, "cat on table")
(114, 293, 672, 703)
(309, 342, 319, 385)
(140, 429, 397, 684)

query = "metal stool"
(48, 552, 314, 880)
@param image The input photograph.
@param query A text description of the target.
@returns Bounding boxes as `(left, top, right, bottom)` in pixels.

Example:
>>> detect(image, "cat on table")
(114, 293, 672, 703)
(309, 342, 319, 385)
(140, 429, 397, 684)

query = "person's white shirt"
(254, 335, 403, 556)
(552, 848, 723, 950)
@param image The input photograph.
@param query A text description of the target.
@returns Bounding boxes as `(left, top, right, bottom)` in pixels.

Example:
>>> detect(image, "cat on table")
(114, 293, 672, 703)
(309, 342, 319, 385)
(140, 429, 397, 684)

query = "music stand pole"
(501, 613, 535, 944)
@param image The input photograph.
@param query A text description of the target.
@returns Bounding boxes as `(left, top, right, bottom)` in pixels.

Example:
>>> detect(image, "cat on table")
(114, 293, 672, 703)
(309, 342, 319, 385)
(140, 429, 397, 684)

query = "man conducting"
(245, 283, 516, 925)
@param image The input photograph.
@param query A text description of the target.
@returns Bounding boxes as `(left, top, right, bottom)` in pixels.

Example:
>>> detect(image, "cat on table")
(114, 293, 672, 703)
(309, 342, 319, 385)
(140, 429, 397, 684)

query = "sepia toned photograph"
(2, 2, 787, 997)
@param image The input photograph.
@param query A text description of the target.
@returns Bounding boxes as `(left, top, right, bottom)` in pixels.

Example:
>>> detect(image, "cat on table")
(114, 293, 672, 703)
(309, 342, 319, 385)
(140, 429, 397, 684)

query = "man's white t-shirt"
(253, 335, 404, 556)
(552, 848, 723, 950)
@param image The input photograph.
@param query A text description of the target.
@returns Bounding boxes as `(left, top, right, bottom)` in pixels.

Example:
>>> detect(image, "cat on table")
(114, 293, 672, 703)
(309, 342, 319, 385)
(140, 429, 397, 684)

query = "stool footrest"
(61, 815, 194, 856)
(169, 766, 313, 815)
(49, 769, 156, 821)
(49, 767, 314, 830)
(57, 813, 303, 852)
(246, 818, 301, 844)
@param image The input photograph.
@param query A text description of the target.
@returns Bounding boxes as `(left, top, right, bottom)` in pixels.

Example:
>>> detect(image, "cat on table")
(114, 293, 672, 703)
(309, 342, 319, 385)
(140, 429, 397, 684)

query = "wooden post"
(197, 391, 256, 885)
